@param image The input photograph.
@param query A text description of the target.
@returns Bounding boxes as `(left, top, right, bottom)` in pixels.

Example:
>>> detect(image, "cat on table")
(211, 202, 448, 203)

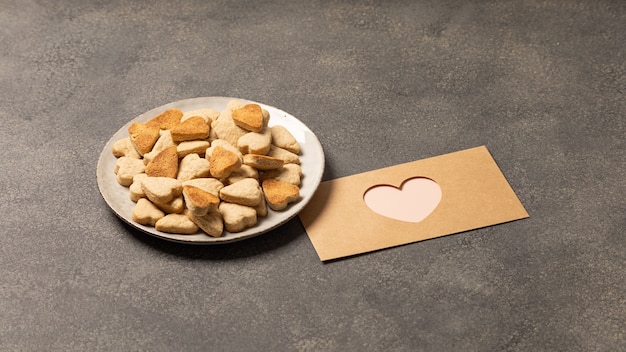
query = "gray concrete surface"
(1, 0, 624, 351)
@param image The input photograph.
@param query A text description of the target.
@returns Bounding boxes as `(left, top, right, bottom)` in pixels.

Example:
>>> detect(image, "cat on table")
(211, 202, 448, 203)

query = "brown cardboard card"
(299, 146, 529, 261)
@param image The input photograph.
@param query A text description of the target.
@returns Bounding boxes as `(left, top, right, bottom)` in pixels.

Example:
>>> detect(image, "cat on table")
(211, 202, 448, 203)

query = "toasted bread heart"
(262, 179, 300, 211)
(185, 209, 224, 237)
(243, 154, 284, 171)
(132, 198, 165, 226)
(170, 116, 210, 142)
(155, 214, 199, 234)
(128, 122, 161, 156)
(232, 104, 264, 132)
(219, 178, 263, 207)
(183, 185, 220, 216)
(145, 145, 179, 178)
(210, 146, 242, 179)
(147, 108, 183, 130)
(141, 176, 183, 204)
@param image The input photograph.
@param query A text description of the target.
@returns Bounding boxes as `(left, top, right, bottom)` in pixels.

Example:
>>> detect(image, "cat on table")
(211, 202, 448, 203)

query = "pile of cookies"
(111, 99, 302, 237)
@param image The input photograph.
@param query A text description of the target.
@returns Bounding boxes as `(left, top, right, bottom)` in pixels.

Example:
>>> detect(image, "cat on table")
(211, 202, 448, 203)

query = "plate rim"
(96, 96, 325, 244)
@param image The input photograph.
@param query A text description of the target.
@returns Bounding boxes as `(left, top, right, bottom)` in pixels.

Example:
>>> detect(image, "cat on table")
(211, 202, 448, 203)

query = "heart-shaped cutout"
(363, 177, 442, 223)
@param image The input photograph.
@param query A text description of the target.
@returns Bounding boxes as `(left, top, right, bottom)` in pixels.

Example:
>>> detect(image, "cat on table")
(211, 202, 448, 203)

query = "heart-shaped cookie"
(209, 146, 242, 179)
(114, 156, 146, 186)
(170, 116, 210, 142)
(147, 108, 183, 130)
(128, 122, 160, 155)
(363, 177, 442, 223)
(145, 145, 179, 178)
(177, 153, 210, 181)
(262, 179, 300, 211)
(141, 176, 183, 204)
(232, 104, 264, 132)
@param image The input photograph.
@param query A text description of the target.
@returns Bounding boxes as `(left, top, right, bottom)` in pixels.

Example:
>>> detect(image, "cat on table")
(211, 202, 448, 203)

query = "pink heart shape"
(363, 177, 442, 223)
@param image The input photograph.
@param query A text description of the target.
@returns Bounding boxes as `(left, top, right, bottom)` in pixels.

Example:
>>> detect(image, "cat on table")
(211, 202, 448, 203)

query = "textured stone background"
(1, 1, 624, 351)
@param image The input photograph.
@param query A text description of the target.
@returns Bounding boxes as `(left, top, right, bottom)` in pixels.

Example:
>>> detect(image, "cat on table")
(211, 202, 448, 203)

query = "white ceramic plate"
(97, 97, 325, 244)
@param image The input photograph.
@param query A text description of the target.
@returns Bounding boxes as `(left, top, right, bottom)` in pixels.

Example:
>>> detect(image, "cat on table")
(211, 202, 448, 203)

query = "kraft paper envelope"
(299, 146, 529, 261)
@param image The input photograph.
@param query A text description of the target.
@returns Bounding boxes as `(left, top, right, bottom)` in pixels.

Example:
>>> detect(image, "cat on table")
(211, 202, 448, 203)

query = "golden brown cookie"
(206, 139, 243, 162)
(262, 179, 300, 211)
(232, 104, 264, 132)
(143, 130, 175, 165)
(147, 108, 183, 130)
(128, 122, 161, 156)
(171, 116, 210, 142)
(183, 185, 220, 216)
(209, 146, 242, 179)
(145, 145, 179, 178)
